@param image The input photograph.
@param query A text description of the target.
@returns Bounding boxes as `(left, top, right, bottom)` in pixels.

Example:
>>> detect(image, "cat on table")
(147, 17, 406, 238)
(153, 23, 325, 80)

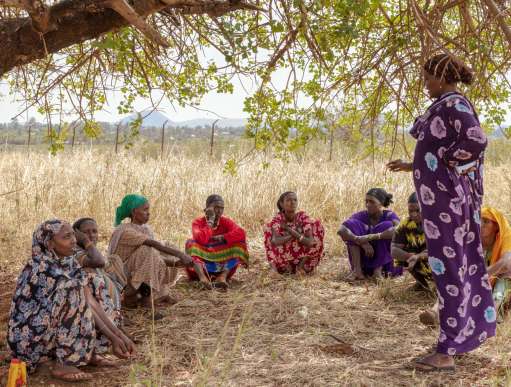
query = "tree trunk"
(210, 119, 218, 157)
(0, 0, 257, 76)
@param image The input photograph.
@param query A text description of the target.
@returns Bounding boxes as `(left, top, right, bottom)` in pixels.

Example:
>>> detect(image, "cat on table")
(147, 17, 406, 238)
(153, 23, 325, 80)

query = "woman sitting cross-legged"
(338, 188, 402, 281)
(8, 220, 135, 382)
(108, 194, 199, 309)
(73, 217, 128, 323)
(185, 194, 249, 290)
(391, 192, 432, 291)
(264, 191, 325, 275)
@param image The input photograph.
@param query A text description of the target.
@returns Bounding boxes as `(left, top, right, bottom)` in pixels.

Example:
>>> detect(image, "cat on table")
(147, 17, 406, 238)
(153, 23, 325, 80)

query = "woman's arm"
(143, 239, 193, 266)
(270, 228, 294, 246)
(387, 159, 413, 172)
(487, 252, 511, 278)
(337, 225, 362, 244)
(220, 218, 246, 244)
(80, 245, 106, 268)
(285, 226, 314, 248)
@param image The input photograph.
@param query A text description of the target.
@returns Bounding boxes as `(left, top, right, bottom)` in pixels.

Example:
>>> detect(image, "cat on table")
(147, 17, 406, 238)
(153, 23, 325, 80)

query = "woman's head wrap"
(32, 219, 65, 257)
(115, 194, 148, 226)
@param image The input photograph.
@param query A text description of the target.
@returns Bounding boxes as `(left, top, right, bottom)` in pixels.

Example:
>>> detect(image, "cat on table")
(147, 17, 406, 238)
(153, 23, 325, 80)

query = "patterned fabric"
(264, 211, 324, 273)
(108, 223, 178, 299)
(393, 218, 432, 281)
(410, 91, 495, 355)
(342, 210, 402, 277)
(185, 216, 249, 280)
(7, 220, 107, 372)
(76, 249, 125, 322)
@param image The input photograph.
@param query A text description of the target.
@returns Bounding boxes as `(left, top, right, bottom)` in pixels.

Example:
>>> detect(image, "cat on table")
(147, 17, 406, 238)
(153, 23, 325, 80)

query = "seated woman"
(108, 194, 199, 309)
(264, 191, 325, 274)
(481, 208, 511, 315)
(419, 207, 511, 326)
(391, 192, 432, 291)
(8, 220, 135, 382)
(338, 188, 402, 280)
(185, 194, 249, 289)
(73, 217, 128, 322)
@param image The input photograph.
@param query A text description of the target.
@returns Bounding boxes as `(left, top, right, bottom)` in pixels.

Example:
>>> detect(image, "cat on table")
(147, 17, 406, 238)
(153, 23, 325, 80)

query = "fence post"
(27, 124, 32, 154)
(114, 122, 121, 154)
(210, 119, 219, 157)
(161, 119, 168, 157)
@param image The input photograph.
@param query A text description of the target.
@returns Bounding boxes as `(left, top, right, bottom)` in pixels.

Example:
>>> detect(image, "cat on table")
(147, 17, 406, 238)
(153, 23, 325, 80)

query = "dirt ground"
(1, 254, 511, 386)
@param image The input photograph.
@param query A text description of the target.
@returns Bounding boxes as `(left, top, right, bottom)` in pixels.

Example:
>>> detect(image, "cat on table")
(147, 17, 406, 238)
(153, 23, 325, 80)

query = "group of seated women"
(6, 189, 510, 381)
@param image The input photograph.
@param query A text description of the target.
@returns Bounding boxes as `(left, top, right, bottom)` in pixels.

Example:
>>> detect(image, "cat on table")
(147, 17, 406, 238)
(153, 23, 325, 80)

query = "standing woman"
(388, 54, 495, 370)
(264, 191, 325, 275)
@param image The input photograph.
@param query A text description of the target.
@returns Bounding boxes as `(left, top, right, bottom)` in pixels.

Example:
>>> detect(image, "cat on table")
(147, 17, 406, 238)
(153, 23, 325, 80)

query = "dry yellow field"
(1, 143, 511, 386)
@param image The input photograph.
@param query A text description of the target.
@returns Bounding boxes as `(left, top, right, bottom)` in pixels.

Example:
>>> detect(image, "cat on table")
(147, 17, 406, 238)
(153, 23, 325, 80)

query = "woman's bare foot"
(51, 364, 93, 382)
(344, 271, 366, 282)
(89, 354, 121, 367)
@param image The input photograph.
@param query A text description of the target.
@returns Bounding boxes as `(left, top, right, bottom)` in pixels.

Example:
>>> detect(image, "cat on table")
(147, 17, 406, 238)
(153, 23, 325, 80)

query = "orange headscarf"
(481, 208, 511, 281)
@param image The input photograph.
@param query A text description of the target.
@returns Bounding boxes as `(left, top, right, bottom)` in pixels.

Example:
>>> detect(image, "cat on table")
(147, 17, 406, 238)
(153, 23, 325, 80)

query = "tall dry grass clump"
(1, 142, 511, 386)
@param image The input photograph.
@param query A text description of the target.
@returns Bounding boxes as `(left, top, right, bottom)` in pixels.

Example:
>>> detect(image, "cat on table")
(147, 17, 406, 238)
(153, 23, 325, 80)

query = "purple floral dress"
(410, 91, 496, 354)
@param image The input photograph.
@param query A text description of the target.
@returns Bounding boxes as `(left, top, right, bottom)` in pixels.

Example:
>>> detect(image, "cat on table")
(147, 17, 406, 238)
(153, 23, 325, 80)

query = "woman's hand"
(112, 337, 131, 359)
(179, 253, 194, 267)
(205, 207, 216, 226)
(386, 159, 413, 172)
(74, 229, 91, 249)
(211, 235, 225, 243)
(407, 254, 419, 270)
(361, 243, 374, 258)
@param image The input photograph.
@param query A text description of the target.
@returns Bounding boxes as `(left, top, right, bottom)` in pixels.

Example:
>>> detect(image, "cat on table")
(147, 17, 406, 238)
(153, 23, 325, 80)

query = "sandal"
(409, 358, 456, 373)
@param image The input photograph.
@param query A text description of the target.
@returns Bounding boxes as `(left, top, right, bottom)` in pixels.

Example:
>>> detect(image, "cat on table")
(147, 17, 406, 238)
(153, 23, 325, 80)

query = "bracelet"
(299, 234, 305, 242)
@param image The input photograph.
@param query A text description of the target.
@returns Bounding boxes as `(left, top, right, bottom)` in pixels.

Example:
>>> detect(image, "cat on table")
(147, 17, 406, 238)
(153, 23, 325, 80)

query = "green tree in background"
(1, 0, 510, 156)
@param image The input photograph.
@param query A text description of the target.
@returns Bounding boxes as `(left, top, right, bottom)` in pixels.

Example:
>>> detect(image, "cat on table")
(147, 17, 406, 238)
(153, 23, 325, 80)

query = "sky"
(0, 78, 252, 124)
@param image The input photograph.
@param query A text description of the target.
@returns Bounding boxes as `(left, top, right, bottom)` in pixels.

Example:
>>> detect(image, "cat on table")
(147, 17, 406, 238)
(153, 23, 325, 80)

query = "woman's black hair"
(366, 188, 393, 208)
(205, 194, 223, 208)
(277, 191, 296, 212)
(424, 54, 473, 85)
(72, 217, 96, 230)
(408, 192, 418, 204)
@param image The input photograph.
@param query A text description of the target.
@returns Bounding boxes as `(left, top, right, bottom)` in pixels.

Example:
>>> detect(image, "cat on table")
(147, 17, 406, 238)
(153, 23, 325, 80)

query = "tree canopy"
(1, 0, 510, 156)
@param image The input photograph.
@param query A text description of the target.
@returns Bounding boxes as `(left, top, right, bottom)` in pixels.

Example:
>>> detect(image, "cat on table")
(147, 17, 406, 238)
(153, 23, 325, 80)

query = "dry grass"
(1, 143, 511, 386)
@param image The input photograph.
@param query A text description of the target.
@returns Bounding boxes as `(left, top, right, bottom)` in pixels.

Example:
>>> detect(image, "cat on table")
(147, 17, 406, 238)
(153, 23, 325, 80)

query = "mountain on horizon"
(120, 110, 246, 129)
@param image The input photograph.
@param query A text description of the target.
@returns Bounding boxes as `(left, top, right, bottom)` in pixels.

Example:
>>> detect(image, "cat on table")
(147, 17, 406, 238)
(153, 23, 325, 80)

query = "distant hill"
(120, 110, 176, 128)
(120, 110, 246, 129)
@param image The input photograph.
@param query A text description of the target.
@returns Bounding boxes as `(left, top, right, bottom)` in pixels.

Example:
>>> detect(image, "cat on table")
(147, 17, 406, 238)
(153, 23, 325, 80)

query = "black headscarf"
(205, 194, 224, 208)
(72, 217, 96, 230)
(408, 192, 418, 204)
(277, 191, 296, 212)
(366, 188, 393, 208)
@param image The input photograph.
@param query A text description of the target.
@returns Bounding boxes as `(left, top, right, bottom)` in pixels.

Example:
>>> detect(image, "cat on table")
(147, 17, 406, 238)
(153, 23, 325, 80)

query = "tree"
(1, 0, 510, 156)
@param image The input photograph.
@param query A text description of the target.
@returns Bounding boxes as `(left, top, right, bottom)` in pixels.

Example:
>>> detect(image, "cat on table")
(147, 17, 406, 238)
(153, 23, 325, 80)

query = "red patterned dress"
(264, 211, 324, 273)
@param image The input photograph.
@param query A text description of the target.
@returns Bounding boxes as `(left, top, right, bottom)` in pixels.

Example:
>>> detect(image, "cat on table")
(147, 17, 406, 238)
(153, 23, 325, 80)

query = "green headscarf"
(115, 194, 148, 226)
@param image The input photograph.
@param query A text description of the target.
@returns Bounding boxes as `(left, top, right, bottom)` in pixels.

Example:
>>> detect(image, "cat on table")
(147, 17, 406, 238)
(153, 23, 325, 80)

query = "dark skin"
(74, 220, 106, 268)
(387, 68, 458, 371)
(482, 217, 511, 280)
(270, 192, 314, 275)
(338, 195, 398, 280)
(203, 199, 229, 288)
(391, 203, 428, 274)
(129, 202, 208, 296)
(47, 224, 136, 382)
